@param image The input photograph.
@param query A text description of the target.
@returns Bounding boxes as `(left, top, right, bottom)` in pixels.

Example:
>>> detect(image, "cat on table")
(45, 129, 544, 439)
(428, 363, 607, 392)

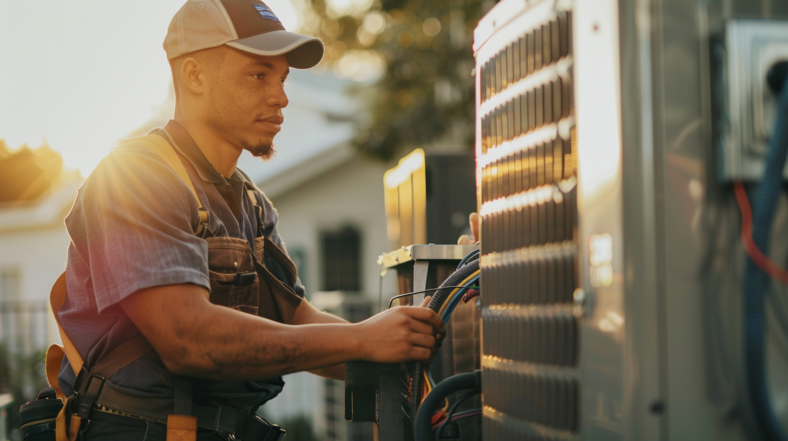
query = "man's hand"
(355, 296, 444, 364)
(457, 212, 480, 245)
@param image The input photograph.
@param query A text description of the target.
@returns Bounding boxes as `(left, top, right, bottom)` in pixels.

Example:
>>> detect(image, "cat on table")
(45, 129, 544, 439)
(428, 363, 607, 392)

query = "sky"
(0, 0, 301, 176)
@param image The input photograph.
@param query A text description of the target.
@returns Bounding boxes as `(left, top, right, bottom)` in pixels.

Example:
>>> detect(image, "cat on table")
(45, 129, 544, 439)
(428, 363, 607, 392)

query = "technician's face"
(206, 49, 289, 159)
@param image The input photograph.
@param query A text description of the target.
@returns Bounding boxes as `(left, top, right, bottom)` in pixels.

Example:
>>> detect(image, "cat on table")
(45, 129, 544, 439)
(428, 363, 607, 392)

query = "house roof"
(0, 179, 81, 233)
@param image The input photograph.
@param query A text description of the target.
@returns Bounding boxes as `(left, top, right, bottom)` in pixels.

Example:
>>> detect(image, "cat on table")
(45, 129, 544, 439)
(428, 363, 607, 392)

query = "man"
(55, 1, 449, 439)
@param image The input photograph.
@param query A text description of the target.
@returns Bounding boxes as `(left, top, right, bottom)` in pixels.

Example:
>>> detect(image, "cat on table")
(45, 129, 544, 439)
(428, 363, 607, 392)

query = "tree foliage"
(0, 343, 48, 439)
(278, 414, 318, 441)
(302, 0, 494, 160)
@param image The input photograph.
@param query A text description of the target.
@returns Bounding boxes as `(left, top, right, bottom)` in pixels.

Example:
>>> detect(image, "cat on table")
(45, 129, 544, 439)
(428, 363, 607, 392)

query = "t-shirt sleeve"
(66, 147, 210, 313)
(258, 192, 307, 298)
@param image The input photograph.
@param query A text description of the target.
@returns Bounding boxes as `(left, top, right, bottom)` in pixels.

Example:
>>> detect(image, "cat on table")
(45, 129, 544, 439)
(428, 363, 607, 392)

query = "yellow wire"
(437, 270, 481, 318)
(423, 368, 449, 410)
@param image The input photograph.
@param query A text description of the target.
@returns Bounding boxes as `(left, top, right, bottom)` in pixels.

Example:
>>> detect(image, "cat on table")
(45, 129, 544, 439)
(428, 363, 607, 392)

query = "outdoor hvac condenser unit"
(474, 0, 788, 440)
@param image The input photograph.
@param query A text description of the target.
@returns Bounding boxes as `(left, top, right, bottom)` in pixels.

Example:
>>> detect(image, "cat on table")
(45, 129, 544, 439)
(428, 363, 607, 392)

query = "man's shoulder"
(70, 137, 199, 224)
(105, 137, 173, 167)
(85, 138, 184, 189)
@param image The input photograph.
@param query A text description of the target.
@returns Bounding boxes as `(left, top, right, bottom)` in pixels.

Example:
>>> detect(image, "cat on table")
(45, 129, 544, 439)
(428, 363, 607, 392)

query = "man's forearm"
(169, 306, 362, 380)
(123, 285, 362, 381)
(292, 301, 350, 380)
(121, 284, 442, 382)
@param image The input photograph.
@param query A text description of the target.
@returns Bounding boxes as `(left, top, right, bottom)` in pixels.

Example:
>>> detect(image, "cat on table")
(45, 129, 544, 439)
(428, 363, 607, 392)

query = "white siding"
(0, 224, 69, 348)
(264, 155, 397, 301)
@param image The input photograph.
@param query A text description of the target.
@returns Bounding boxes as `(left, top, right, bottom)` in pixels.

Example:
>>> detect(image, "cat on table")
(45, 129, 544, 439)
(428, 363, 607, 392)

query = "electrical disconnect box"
(717, 20, 788, 180)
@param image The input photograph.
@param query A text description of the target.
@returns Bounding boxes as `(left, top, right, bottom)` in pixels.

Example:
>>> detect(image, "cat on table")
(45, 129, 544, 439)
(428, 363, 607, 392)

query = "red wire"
(462, 289, 480, 303)
(734, 182, 788, 284)
(431, 409, 446, 425)
(431, 411, 481, 429)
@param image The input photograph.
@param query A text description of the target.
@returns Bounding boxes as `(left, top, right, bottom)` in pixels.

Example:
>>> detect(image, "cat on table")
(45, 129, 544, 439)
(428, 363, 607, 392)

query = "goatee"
(247, 142, 276, 161)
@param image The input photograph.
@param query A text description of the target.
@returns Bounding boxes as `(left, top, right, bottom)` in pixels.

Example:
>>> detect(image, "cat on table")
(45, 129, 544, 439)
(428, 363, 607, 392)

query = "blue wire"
(456, 248, 480, 270)
(440, 287, 469, 322)
(441, 276, 479, 323)
(441, 277, 479, 322)
(451, 408, 482, 418)
(741, 71, 788, 441)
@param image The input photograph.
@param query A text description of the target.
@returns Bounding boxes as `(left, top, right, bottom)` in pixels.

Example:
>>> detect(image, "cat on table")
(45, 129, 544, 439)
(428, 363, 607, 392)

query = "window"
(0, 268, 20, 304)
(320, 226, 361, 292)
(0, 268, 20, 302)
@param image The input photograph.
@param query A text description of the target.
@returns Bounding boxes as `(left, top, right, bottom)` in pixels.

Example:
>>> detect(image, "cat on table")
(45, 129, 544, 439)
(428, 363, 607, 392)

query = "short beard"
(245, 141, 276, 161)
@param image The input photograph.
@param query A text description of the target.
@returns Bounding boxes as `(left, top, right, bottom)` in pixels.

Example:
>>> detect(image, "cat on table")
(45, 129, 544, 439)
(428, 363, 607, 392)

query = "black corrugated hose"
(414, 370, 481, 441)
(410, 259, 480, 423)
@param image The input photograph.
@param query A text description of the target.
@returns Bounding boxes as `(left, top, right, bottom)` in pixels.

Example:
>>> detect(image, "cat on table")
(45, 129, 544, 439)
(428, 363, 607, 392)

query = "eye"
(252, 73, 266, 80)
(281, 78, 288, 86)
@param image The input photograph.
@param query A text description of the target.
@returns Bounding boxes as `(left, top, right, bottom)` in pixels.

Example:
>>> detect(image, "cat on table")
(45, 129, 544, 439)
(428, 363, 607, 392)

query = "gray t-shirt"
(58, 121, 305, 413)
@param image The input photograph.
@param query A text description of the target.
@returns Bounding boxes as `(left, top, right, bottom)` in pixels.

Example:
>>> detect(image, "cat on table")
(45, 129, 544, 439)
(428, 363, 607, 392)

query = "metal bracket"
(413, 261, 430, 305)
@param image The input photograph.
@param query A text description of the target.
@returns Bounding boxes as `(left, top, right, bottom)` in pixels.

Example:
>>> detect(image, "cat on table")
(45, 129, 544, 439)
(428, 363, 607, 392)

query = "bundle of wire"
(408, 249, 481, 426)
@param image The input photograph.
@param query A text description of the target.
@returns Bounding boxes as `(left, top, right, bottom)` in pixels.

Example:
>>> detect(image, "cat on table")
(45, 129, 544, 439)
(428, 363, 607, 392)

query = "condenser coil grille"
(476, 2, 578, 439)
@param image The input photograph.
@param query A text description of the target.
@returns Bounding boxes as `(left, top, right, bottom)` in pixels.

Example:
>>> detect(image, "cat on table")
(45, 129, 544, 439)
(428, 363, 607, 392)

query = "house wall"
(0, 225, 69, 301)
(0, 224, 69, 349)
(263, 155, 398, 302)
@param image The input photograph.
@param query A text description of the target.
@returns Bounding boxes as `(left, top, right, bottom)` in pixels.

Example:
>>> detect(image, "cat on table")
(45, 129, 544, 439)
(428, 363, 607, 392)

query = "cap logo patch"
(253, 4, 281, 23)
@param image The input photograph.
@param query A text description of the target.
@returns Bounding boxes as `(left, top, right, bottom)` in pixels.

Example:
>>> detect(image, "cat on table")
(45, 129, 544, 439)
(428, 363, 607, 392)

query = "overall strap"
(246, 187, 266, 238)
(117, 134, 209, 229)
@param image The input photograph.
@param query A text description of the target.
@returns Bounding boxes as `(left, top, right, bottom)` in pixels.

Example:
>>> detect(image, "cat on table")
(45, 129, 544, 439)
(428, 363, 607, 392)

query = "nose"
(267, 81, 289, 109)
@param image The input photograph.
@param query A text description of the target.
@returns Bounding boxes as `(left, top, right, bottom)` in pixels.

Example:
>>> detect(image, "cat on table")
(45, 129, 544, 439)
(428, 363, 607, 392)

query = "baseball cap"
(164, 0, 324, 69)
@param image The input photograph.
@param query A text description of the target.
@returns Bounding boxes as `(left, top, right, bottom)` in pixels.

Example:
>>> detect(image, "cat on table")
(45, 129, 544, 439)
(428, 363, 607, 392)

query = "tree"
(300, 0, 495, 160)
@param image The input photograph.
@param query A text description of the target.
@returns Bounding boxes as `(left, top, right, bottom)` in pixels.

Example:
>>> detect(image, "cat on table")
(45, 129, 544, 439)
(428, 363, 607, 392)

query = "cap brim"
(225, 30, 324, 69)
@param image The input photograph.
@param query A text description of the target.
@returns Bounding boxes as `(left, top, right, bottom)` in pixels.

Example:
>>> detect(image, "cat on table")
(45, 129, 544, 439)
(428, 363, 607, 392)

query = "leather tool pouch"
(206, 237, 260, 315)
(254, 237, 302, 324)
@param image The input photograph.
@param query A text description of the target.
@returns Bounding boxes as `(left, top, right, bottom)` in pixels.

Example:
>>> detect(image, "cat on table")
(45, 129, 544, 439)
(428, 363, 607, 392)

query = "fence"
(0, 300, 51, 356)
(0, 299, 51, 440)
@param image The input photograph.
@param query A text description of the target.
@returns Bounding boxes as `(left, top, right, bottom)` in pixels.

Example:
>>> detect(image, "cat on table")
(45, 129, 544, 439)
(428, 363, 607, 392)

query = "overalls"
(45, 130, 302, 441)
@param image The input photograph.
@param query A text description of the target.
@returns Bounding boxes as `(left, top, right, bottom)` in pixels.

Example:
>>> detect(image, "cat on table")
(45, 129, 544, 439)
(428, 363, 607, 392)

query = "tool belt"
(45, 272, 286, 441)
(69, 368, 284, 441)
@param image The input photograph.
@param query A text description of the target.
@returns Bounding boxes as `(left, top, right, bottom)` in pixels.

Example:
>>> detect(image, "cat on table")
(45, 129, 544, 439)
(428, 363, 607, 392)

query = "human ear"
(180, 57, 206, 94)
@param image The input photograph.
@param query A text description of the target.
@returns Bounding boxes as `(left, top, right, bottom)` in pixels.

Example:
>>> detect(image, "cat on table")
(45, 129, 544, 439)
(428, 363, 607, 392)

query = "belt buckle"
(253, 415, 285, 441)
(75, 371, 106, 421)
(270, 424, 285, 441)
